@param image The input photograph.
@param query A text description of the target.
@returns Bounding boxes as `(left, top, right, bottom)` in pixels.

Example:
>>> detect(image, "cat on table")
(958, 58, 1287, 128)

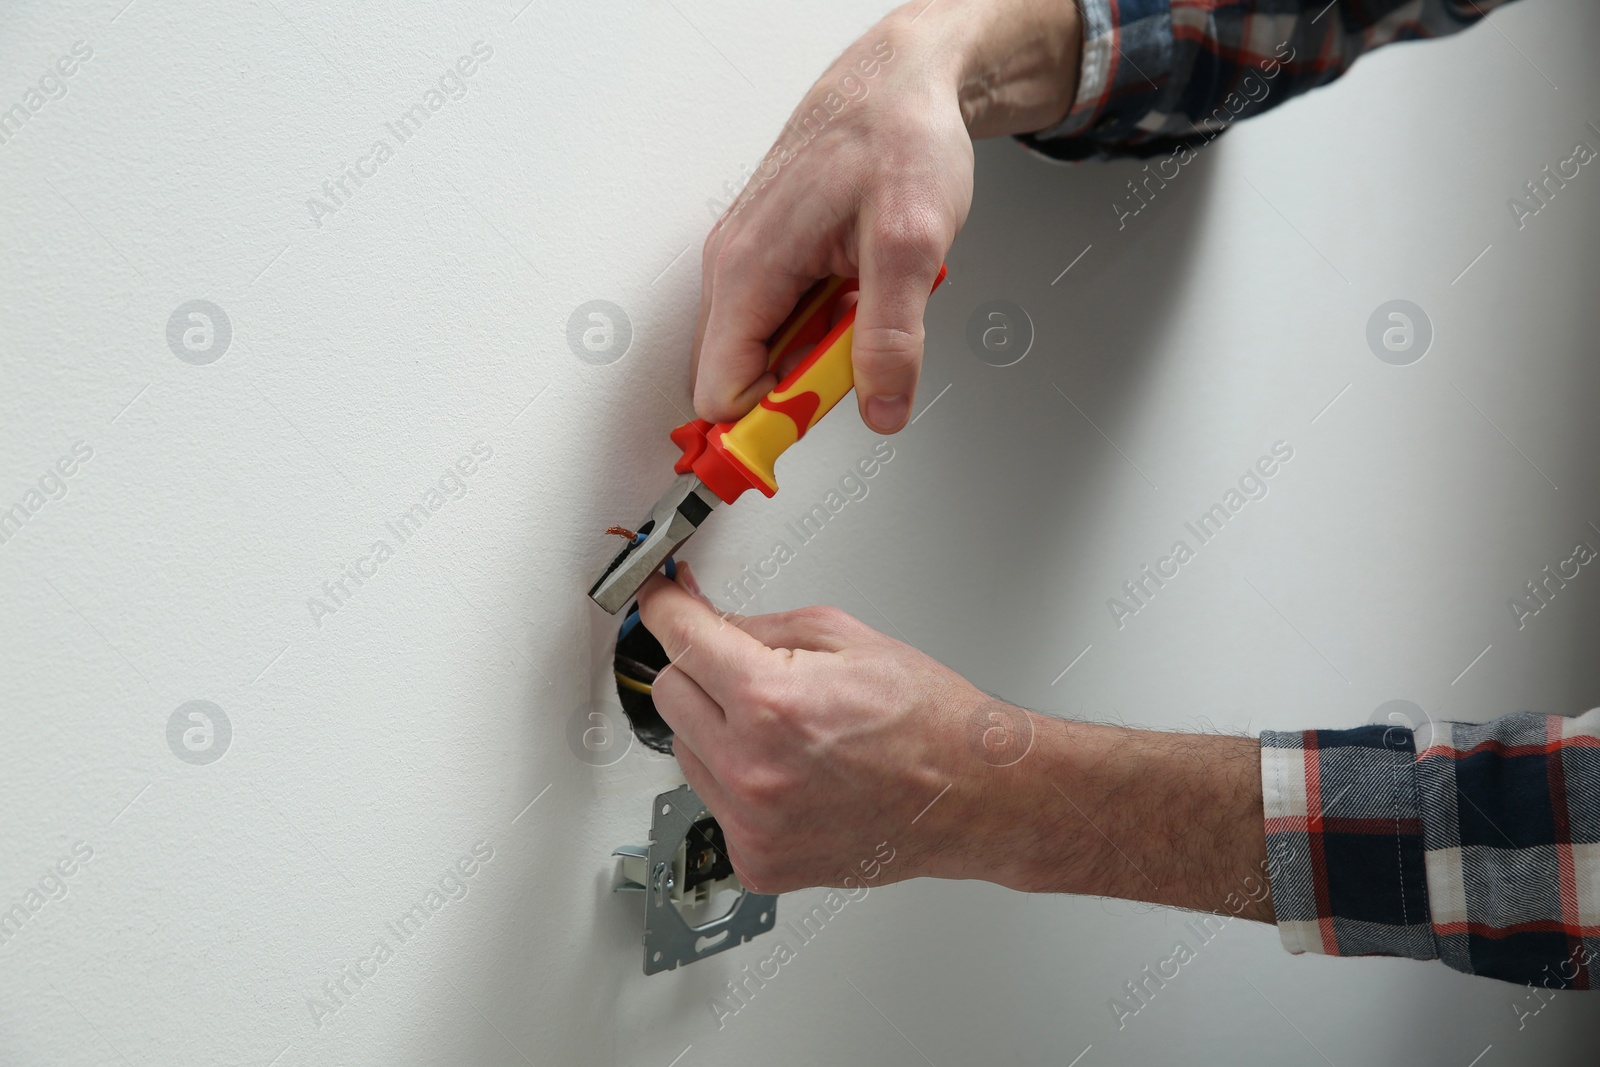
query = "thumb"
(853, 207, 947, 433)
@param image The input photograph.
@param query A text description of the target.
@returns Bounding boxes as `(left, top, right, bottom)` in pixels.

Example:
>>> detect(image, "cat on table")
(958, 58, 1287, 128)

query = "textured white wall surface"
(3, 0, 1598, 1063)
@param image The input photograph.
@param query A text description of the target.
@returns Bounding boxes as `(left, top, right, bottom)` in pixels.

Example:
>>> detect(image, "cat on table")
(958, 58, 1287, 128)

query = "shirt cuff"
(1409, 710, 1600, 985)
(1260, 724, 1438, 962)
(1015, 0, 1183, 162)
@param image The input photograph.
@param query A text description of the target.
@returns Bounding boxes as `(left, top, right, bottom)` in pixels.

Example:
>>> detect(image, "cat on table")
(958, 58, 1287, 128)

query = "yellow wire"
(614, 670, 653, 695)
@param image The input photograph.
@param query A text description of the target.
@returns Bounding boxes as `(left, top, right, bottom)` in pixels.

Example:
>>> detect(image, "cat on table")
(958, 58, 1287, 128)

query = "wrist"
(921, 705, 1092, 889)
(882, 0, 1082, 138)
(949, 712, 1275, 921)
(981, 714, 1119, 895)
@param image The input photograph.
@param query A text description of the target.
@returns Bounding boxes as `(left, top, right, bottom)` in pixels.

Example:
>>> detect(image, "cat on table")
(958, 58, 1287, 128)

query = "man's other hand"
(689, 0, 1082, 434)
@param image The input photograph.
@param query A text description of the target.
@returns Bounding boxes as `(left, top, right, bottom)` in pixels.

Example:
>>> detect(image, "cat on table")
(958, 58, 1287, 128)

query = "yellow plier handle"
(670, 264, 948, 503)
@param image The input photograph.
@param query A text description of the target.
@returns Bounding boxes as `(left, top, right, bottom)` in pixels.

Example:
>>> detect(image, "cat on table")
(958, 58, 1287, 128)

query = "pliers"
(589, 265, 948, 613)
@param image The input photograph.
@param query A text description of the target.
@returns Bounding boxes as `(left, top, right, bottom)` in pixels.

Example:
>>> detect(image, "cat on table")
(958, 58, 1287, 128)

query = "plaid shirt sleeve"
(1018, 0, 1518, 162)
(1260, 709, 1600, 988)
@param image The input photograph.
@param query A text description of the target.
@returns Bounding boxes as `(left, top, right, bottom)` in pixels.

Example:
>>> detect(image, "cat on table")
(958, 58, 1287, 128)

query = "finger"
(671, 734, 735, 821)
(670, 561, 753, 630)
(768, 289, 857, 381)
(672, 560, 717, 609)
(738, 604, 862, 654)
(717, 831, 768, 895)
(650, 656, 727, 767)
(694, 243, 812, 423)
(673, 727, 773, 891)
(673, 737, 765, 889)
(688, 227, 723, 400)
(636, 570, 773, 708)
(853, 202, 947, 433)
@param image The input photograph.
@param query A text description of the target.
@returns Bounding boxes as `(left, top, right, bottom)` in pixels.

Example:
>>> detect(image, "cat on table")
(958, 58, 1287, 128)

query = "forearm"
(944, 711, 1274, 922)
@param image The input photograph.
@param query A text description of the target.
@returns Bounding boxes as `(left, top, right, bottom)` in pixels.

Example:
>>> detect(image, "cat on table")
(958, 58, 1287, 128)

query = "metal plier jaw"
(587, 474, 721, 614)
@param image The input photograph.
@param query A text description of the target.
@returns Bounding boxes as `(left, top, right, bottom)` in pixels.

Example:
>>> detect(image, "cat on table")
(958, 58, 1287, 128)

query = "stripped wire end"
(605, 525, 640, 541)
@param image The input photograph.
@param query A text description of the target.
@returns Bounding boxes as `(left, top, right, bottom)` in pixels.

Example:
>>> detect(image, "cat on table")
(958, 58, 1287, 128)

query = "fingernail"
(866, 395, 907, 432)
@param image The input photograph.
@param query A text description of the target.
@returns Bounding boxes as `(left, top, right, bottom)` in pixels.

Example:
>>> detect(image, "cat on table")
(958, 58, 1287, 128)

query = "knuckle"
(792, 603, 835, 624)
(740, 673, 795, 723)
(870, 206, 946, 265)
(726, 762, 792, 809)
(659, 618, 697, 663)
(721, 665, 758, 706)
(711, 232, 762, 282)
(852, 323, 922, 372)
(791, 603, 853, 634)
(707, 243, 738, 286)
(691, 379, 723, 418)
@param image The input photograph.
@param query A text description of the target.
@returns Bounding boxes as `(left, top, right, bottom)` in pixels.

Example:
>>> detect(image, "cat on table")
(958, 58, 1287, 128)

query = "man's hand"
(690, 0, 1082, 433)
(635, 565, 1276, 922)
(636, 563, 1005, 891)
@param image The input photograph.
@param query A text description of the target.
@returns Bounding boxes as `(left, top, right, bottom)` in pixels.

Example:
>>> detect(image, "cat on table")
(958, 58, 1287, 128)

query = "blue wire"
(619, 610, 643, 640)
(618, 529, 674, 641)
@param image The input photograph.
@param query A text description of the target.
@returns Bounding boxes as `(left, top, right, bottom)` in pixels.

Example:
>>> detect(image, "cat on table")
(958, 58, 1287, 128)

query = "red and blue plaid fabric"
(1020, 0, 1515, 160)
(1261, 710, 1600, 987)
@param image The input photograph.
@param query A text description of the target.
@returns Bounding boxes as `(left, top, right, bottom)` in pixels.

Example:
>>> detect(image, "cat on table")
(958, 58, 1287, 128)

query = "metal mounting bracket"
(613, 784, 777, 975)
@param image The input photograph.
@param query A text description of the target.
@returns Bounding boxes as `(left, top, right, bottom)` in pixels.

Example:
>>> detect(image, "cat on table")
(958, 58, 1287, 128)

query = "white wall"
(3, 1, 1596, 1063)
